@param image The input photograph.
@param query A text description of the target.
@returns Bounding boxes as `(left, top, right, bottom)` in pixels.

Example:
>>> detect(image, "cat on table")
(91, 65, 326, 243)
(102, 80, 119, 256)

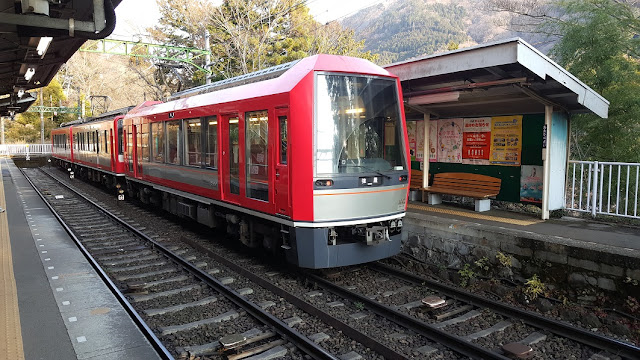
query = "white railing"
(0, 144, 52, 156)
(567, 160, 640, 219)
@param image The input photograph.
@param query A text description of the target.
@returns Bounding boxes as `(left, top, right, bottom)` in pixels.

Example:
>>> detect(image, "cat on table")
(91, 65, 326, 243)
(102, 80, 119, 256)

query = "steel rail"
(32, 169, 337, 360)
(370, 262, 640, 359)
(20, 168, 175, 360)
(178, 237, 409, 360)
(303, 271, 511, 360)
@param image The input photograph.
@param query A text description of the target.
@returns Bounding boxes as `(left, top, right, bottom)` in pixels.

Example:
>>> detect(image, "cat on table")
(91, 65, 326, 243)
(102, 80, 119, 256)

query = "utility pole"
(1, 117, 5, 145)
(40, 88, 44, 144)
(205, 28, 211, 85)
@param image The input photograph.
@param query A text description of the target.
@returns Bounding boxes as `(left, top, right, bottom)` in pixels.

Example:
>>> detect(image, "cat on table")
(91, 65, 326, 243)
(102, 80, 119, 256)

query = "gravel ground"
(38, 166, 637, 359)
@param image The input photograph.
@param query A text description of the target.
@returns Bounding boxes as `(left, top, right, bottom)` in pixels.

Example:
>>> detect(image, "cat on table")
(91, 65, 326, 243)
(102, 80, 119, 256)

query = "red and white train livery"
(51, 54, 410, 268)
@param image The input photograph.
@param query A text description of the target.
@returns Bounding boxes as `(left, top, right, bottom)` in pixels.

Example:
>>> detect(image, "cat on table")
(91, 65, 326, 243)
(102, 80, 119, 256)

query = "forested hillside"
(341, 0, 548, 64)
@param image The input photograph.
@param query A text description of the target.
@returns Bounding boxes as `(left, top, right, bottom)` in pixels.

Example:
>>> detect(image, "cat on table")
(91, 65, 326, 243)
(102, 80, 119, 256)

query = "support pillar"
(40, 88, 44, 144)
(542, 105, 552, 220)
(422, 113, 430, 188)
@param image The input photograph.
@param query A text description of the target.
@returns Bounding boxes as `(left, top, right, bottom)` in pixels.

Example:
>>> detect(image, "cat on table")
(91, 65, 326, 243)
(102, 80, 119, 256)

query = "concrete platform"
(405, 201, 640, 292)
(1, 158, 162, 360)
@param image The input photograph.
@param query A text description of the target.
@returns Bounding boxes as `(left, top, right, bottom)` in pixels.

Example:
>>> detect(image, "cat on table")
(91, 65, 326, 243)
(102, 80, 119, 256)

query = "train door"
(221, 114, 242, 203)
(274, 109, 291, 217)
(129, 125, 140, 177)
(110, 129, 115, 172)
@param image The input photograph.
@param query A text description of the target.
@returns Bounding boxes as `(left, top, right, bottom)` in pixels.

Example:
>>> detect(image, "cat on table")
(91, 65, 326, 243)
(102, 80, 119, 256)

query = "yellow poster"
(490, 115, 522, 166)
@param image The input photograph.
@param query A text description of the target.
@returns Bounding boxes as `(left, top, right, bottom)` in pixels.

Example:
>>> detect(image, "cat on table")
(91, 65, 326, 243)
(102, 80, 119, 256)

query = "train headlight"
(315, 179, 334, 187)
(397, 219, 403, 228)
(390, 220, 397, 230)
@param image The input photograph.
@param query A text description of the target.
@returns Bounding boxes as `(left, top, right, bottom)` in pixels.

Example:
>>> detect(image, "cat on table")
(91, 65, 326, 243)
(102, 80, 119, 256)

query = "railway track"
(23, 168, 334, 360)
(27, 166, 640, 359)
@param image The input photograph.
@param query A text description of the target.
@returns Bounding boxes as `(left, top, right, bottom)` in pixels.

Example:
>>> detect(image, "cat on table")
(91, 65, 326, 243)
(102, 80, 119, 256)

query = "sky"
(113, 0, 385, 40)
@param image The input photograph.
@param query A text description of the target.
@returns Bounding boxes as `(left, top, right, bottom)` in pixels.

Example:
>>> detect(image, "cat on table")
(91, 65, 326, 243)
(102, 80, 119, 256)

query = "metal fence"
(567, 160, 640, 219)
(0, 144, 52, 156)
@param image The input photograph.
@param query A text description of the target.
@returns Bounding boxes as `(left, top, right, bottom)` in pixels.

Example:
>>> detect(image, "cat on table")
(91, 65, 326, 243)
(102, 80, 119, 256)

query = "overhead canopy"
(385, 38, 609, 120)
(0, 0, 121, 116)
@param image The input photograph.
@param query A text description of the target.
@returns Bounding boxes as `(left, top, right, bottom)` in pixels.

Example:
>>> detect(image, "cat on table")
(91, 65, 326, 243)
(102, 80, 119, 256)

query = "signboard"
(462, 117, 491, 165)
(520, 165, 543, 203)
(437, 119, 463, 163)
(407, 121, 417, 161)
(490, 115, 522, 166)
(429, 121, 438, 162)
(416, 120, 425, 161)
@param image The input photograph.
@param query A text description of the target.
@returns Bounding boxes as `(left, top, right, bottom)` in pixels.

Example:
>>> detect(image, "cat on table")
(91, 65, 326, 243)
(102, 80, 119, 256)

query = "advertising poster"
(490, 115, 522, 166)
(437, 118, 463, 163)
(416, 120, 425, 161)
(406, 121, 417, 161)
(462, 117, 491, 165)
(429, 121, 438, 162)
(520, 165, 543, 203)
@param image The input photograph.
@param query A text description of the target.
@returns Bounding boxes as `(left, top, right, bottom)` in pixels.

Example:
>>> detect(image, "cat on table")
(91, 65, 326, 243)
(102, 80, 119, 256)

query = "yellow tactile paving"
(408, 203, 544, 226)
(0, 161, 25, 360)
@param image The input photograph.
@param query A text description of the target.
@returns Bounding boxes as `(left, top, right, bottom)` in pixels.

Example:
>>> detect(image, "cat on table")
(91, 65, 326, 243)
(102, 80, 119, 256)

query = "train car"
(51, 124, 73, 163)
(51, 106, 139, 187)
(120, 54, 411, 268)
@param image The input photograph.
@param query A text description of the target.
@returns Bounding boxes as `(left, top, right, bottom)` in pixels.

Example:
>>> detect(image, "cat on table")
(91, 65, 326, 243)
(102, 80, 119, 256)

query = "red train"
(51, 54, 410, 268)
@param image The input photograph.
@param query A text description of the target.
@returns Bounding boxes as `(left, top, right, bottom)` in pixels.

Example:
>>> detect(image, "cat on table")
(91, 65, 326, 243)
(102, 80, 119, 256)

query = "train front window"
(315, 74, 406, 175)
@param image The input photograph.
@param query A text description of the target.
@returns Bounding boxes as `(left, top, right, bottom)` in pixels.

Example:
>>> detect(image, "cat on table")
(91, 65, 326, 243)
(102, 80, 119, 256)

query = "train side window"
(104, 130, 109, 154)
(140, 124, 149, 162)
(96, 130, 100, 154)
(205, 116, 218, 169)
(245, 110, 269, 202)
(279, 116, 287, 165)
(184, 118, 202, 167)
(118, 119, 124, 155)
(151, 122, 165, 162)
(166, 120, 181, 165)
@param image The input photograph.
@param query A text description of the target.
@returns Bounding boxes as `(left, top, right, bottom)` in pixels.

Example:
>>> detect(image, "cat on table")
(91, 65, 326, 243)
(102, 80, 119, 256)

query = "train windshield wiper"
(338, 163, 391, 179)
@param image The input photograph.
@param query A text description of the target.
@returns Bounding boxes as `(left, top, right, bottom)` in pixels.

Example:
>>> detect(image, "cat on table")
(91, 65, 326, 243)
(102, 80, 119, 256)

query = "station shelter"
(384, 38, 609, 220)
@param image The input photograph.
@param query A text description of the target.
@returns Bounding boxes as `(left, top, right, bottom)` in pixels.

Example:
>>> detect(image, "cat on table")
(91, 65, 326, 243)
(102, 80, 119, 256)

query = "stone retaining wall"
(403, 212, 640, 297)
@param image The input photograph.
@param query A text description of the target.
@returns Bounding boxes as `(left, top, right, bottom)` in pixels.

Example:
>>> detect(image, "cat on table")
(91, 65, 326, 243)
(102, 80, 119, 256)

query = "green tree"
(486, 0, 640, 161)
(548, 0, 640, 161)
(5, 78, 75, 143)
(150, 0, 376, 80)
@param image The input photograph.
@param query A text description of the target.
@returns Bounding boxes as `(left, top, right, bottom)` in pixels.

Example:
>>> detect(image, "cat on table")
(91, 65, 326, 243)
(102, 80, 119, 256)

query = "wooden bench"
(410, 169, 427, 202)
(426, 172, 501, 212)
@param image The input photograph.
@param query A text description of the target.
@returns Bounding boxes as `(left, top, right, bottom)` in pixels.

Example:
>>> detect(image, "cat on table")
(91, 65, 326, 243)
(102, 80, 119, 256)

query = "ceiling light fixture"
(36, 36, 53, 58)
(407, 91, 460, 105)
(24, 67, 36, 81)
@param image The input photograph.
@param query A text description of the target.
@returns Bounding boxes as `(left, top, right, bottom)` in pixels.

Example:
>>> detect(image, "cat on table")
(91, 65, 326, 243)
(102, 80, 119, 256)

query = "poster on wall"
(429, 121, 438, 162)
(520, 165, 543, 203)
(437, 118, 463, 163)
(406, 121, 417, 161)
(462, 117, 491, 165)
(490, 115, 523, 166)
(416, 120, 425, 161)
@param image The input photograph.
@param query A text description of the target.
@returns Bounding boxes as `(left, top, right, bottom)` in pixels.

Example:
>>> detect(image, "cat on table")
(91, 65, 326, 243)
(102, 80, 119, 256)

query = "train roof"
(125, 54, 395, 119)
(59, 106, 136, 128)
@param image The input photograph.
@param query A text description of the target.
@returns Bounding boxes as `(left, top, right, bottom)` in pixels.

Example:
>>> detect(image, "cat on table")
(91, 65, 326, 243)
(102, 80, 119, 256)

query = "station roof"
(0, 0, 122, 117)
(385, 38, 609, 120)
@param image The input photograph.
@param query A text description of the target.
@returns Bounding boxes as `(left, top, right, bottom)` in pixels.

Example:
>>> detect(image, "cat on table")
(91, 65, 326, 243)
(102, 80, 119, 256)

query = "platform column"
(542, 105, 552, 220)
(422, 112, 430, 188)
